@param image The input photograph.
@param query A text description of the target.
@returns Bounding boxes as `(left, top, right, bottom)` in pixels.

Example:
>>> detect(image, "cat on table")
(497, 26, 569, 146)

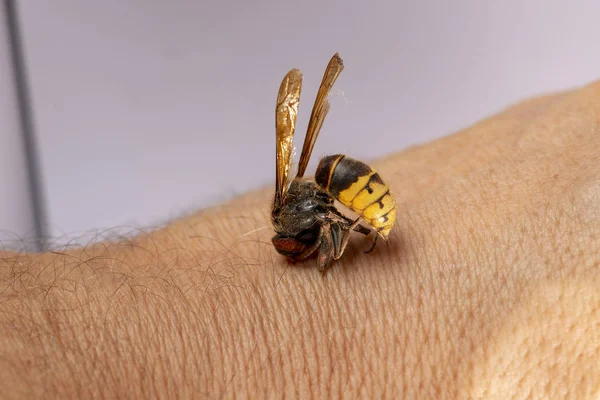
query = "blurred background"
(2, 0, 600, 250)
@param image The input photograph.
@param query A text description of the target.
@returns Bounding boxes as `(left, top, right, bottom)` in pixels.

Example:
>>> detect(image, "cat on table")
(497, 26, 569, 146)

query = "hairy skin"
(2, 81, 600, 399)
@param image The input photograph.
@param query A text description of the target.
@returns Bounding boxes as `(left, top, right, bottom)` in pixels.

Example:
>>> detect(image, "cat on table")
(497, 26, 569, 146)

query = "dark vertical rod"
(4, 0, 48, 251)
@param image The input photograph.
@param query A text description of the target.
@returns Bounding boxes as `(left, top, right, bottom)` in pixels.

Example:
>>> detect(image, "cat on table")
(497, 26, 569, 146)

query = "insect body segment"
(315, 154, 396, 239)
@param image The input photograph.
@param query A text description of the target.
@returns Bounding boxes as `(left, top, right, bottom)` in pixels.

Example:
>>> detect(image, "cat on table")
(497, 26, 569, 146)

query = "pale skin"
(1, 81, 600, 399)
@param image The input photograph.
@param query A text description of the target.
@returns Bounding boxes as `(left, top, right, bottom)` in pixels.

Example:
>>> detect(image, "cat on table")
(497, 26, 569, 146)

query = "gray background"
(2, 1, 600, 248)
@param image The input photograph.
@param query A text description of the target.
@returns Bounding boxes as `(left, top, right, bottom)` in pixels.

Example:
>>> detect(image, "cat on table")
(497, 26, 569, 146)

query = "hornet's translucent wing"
(296, 53, 344, 178)
(274, 68, 302, 210)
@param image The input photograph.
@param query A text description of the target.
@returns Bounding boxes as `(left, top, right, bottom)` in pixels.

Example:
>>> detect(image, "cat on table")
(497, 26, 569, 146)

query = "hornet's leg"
(364, 232, 378, 254)
(318, 216, 366, 275)
(338, 212, 371, 236)
(339, 212, 379, 254)
(291, 226, 323, 262)
(352, 223, 372, 236)
(332, 217, 363, 260)
(317, 224, 335, 274)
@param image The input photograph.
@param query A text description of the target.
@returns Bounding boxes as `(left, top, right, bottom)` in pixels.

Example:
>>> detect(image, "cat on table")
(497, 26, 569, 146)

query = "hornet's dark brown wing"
(274, 68, 303, 210)
(296, 53, 344, 178)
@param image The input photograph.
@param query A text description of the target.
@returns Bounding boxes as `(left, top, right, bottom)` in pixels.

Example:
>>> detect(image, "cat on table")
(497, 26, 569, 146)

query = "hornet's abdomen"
(315, 154, 396, 238)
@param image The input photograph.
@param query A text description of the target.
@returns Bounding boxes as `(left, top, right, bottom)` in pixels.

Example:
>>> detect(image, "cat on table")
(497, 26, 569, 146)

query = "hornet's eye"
(296, 226, 320, 244)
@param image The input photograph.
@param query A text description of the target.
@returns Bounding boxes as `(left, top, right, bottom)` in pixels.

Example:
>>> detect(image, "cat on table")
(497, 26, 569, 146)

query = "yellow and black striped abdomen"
(315, 154, 396, 238)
